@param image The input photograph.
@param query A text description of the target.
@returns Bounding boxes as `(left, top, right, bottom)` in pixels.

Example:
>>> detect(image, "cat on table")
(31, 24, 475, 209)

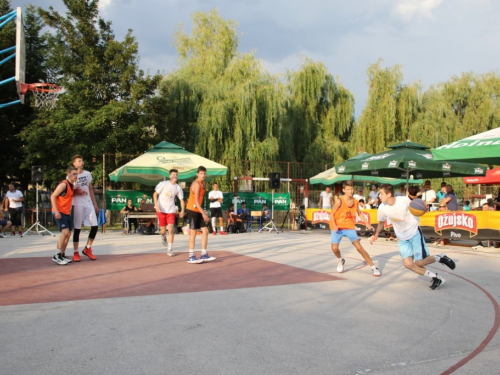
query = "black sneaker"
(429, 276, 445, 290)
(439, 254, 455, 270)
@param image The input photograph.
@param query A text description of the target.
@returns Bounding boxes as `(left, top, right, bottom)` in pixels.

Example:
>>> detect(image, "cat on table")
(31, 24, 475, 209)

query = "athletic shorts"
(398, 227, 429, 261)
(157, 212, 176, 227)
(73, 205, 98, 229)
(0, 219, 10, 226)
(210, 207, 223, 218)
(331, 229, 359, 244)
(55, 213, 73, 232)
(188, 210, 207, 230)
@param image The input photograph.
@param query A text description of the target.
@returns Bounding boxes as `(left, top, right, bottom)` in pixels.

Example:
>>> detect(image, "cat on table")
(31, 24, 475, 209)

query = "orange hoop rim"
(20, 83, 62, 95)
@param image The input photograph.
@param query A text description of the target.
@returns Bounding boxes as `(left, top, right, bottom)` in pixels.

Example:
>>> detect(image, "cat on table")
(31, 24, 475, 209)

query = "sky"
(10, 0, 500, 117)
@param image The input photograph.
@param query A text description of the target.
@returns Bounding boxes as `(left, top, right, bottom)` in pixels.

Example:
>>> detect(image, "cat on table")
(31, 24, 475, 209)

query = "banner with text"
(106, 190, 155, 211)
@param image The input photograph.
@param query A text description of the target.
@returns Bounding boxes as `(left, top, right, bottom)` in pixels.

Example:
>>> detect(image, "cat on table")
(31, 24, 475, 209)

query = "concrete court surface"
(0, 229, 499, 375)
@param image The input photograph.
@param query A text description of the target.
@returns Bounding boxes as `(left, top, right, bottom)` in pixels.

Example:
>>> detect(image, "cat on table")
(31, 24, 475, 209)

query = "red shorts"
(156, 212, 176, 227)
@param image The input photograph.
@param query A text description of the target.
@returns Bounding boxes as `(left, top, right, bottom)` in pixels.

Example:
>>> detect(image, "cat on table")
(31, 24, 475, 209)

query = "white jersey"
(209, 190, 223, 208)
(320, 191, 333, 208)
(73, 170, 93, 207)
(377, 196, 419, 241)
(155, 181, 183, 213)
(6, 190, 23, 208)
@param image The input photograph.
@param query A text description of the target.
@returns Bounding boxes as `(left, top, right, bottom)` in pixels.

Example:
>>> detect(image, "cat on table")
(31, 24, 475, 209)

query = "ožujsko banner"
(306, 208, 500, 241)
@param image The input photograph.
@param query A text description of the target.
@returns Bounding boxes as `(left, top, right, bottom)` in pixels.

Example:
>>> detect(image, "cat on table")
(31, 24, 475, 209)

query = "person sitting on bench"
(237, 202, 252, 232)
(259, 204, 271, 230)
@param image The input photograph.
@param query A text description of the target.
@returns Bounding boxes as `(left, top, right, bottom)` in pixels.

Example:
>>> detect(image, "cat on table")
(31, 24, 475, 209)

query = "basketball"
(409, 199, 428, 217)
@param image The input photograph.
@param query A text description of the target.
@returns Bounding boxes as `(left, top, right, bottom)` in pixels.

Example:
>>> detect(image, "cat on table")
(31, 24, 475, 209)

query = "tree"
(20, 0, 161, 188)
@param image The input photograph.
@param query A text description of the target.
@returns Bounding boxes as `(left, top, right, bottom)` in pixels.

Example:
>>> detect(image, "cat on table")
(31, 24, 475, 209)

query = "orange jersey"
(186, 179, 206, 213)
(329, 195, 357, 230)
(52, 180, 74, 215)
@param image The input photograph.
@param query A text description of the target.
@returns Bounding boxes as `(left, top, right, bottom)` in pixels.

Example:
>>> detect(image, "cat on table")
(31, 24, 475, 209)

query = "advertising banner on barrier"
(306, 208, 500, 241)
(106, 190, 155, 211)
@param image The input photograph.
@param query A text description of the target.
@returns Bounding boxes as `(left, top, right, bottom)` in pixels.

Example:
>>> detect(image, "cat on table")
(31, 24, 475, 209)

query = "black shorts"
(188, 210, 207, 230)
(210, 207, 223, 218)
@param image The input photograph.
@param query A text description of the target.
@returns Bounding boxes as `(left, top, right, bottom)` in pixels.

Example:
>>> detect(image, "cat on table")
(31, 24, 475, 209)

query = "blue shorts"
(0, 219, 10, 226)
(398, 227, 429, 260)
(331, 229, 359, 244)
(55, 213, 73, 232)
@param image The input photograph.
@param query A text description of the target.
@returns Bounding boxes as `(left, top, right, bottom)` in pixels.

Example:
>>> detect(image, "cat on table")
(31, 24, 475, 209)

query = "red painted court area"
(0, 251, 342, 306)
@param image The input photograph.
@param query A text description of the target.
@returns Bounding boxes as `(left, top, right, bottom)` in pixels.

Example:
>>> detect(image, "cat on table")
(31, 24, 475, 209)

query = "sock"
(424, 270, 437, 279)
(211, 217, 216, 230)
(189, 249, 194, 257)
(201, 249, 207, 255)
(220, 226, 224, 232)
(168, 242, 173, 250)
(434, 255, 441, 262)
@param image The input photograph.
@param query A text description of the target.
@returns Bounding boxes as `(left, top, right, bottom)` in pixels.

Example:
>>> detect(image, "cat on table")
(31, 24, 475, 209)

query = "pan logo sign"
(157, 156, 192, 164)
(312, 210, 330, 224)
(388, 160, 397, 167)
(408, 160, 417, 168)
(474, 167, 485, 174)
(442, 163, 452, 171)
(435, 213, 478, 237)
(362, 162, 369, 170)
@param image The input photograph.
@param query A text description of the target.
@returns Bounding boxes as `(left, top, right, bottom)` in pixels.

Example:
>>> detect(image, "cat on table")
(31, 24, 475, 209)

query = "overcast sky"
(11, 0, 500, 116)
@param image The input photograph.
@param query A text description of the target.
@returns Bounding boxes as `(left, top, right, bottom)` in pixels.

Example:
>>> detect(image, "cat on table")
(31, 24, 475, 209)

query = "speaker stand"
(21, 183, 56, 237)
(258, 189, 280, 234)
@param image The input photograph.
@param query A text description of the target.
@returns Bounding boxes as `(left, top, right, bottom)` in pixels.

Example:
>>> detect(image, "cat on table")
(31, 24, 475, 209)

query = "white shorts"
(73, 205, 98, 229)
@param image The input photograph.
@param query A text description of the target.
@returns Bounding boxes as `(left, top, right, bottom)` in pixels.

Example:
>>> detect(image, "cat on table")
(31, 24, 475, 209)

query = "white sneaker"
(167, 249, 175, 257)
(372, 267, 381, 277)
(337, 258, 345, 273)
(0, 233, 5, 238)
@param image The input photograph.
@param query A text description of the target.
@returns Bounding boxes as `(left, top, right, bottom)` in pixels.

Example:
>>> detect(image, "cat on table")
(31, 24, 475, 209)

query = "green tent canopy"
(109, 141, 227, 186)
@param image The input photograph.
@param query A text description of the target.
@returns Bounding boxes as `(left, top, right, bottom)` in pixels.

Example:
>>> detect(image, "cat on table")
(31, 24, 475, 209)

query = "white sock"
(189, 249, 194, 257)
(211, 217, 216, 229)
(424, 270, 437, 279)
(434, 255, 441, 262)
(220, 226, 224, 232)
(168, 242, 172, 250)
(201, 249, 207, 255)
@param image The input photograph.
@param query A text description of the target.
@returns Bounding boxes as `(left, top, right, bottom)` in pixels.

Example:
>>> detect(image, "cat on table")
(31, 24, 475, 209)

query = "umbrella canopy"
(432, 127, 500, 165)
(109, 141, 227, 186)
(310, 167, 423, 186)
(463, 166, 500, 185)
(335, 141, 486, 180)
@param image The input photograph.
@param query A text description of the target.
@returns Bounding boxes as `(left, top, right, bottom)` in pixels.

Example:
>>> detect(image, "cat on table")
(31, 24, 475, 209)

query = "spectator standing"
(394, 184, 406, 197)
(407, 186, 420, 200)
(5, 182, 24, 236)
(319, 187, 334, 209)
(417, 180, 437, 206)
(368, 184, 379, 208)
(436, 182, 447, 203)
(353, 186, 365, 202)
(208, 182, 227, 235)
(441, 185, 458, 211)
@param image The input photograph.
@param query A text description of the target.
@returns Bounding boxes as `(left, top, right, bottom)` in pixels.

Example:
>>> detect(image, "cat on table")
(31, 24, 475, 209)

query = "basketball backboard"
(15, 7, 25, 104)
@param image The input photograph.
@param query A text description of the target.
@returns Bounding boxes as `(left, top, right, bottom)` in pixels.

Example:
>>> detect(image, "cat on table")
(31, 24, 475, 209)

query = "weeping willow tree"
(352, 60, 420, 154)
(283, 59, 354, 167)
(409, 72, 500, 148)
(159, 9, 284, 180)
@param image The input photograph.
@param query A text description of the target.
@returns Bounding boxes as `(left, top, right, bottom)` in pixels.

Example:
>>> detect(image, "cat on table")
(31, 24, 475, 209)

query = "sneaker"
(52, 254, 69, 265)
(11, 231, 15, 236)
(167, 249, 175, 257)
(200, 252, 216, 262)
(372, 267, 381, 277)
(162, 234, 167, 247)
(337, 258, 345, 273)
(0, 233, 5, 238)
(187, 255, 203, 264)
(213, 231, 217, 235)
(61, 254, 72, 263)
(429, 276, 445, 290)
(19, 231, 22, 235)
(472, 244, 484, 250)
(83, 247, 96, 260)
(220, 231, 228, 235)
(438, 254, 455, 270)
(73, 252, 81, 262)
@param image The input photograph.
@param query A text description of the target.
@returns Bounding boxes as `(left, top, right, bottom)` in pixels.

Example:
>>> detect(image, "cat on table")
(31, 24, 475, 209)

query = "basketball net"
(20, 83, 62, 110)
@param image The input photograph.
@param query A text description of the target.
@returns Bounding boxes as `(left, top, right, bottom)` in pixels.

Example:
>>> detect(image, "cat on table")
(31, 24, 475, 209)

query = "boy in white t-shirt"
(208, 183, 227, 235)
(153, 169, 185, 256)
(370, 184, 456, 290)
(318, 187, 333, 209)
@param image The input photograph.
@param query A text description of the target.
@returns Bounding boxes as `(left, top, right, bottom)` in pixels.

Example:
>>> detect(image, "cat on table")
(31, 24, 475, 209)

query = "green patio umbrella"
(109, 141, 227, 186)
(335, 141, 486, 183)
(432, 127, 500, 165)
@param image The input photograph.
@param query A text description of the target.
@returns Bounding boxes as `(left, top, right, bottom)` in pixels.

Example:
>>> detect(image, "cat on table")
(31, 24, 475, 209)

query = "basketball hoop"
(20, 83, 62, 110)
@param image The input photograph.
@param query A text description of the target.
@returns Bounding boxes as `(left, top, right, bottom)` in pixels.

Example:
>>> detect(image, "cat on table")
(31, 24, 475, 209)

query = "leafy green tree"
(20, 0, 161, 188)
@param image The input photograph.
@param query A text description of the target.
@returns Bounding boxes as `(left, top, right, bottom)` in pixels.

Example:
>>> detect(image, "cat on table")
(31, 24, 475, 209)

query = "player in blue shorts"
(330, 181, 380, 277)
(370, 184, 456, 290)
